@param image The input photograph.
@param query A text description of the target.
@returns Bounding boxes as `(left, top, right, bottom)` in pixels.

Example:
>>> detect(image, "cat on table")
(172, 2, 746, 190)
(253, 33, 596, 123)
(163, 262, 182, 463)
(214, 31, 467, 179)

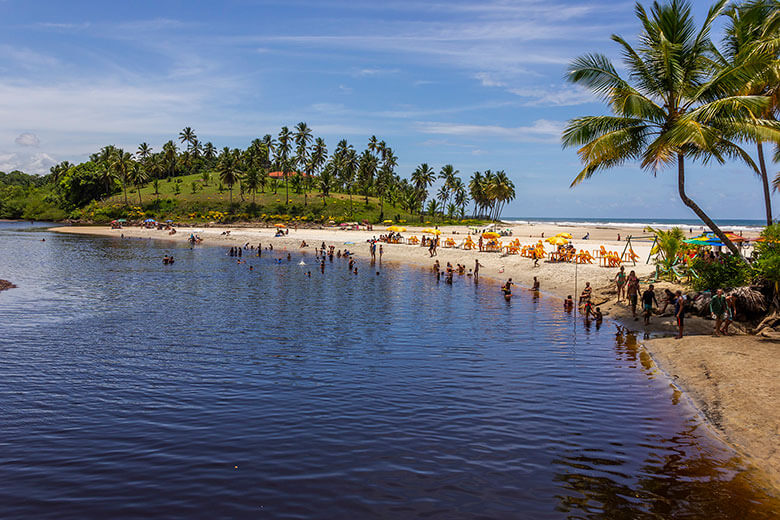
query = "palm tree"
(203, 142, 216, 162)
(244, 166, 260, 203)
(129, 162, 148, 206)
(411, 163, 436, 218)
(358, 149, 377, 204)
(218, 147, 239, 204)
(487, 170, 515, 220)
(319, 162, 335, 205)
(469, 171, 485, 217)
(562, 0, 780, 257)
(376, 148, 397, 220)
(179, 127, 196, 151)
(276, 126, 292, 204)
(719, 0, 780, 225)
(162, 140, 177, 179)
(438, 164, 459, 209)
(342, 148, 359, 215)
(112, 149, 134, 206)
(294, 122, 313, 205)
(137, 142, 152, 164)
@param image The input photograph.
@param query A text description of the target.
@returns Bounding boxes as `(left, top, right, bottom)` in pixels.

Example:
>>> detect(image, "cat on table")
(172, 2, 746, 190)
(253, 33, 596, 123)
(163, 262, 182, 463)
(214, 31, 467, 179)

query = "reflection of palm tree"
(563, 0, 780, 256)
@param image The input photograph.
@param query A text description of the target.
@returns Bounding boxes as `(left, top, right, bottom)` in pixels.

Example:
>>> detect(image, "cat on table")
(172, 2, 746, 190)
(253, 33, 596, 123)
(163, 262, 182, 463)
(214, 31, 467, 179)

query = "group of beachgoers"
(611, 265, 736, 339)
(223, 240, 369, 277)
(566, 281, 604, 327)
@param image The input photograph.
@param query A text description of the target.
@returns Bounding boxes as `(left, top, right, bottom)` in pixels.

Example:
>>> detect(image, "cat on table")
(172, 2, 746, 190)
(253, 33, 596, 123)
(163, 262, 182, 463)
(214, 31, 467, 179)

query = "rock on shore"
(0, 279, 17, 291)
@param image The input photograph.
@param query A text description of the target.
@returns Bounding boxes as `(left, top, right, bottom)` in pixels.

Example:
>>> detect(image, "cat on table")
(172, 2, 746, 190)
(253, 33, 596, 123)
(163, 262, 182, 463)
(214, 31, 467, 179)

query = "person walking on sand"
(532, 277, 540, 291)
(614, 266, 626, 302)
(626, 270, 640, 318)
(674, 290, 685, 339)
(641, 284, 658, 326)
(710, 289, 727, 336)
(478, 235, 484, 252)
(720, 293, 736, 335)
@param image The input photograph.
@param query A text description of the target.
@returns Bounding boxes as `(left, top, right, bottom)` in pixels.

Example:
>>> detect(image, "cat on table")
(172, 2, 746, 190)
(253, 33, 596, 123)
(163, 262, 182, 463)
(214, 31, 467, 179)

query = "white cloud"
(475, 72, 506, 88)
(508, 85, 596, 106)
(357, 68, 400, 76)
(415, 119, 564, 143)
(0, 151, 56, 174)
(15, 132, 40, 147)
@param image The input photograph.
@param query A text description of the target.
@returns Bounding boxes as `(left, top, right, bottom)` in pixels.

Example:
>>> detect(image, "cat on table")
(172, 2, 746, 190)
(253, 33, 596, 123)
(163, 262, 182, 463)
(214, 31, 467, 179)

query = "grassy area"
(79, 172, 481, 225)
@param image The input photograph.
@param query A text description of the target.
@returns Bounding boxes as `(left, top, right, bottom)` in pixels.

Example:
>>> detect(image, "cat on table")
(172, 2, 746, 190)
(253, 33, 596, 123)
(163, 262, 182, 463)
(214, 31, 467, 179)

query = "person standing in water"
(502, 279, 514, 300)
(474, 259, 482, 281)
(532, 277, 540, 291)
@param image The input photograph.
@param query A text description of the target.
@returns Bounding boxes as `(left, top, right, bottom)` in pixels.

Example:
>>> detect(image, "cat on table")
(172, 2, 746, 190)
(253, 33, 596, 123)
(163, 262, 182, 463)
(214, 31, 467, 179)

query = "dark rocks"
(0, 279, 17, 291)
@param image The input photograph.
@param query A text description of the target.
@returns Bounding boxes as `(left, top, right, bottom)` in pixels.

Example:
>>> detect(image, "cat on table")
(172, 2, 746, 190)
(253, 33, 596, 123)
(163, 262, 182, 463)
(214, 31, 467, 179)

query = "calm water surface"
(0, 222, 777, 519)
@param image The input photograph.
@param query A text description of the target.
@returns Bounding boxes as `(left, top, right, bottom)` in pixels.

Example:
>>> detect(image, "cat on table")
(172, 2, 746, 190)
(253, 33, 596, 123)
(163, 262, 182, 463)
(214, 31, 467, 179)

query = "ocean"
(503, 217, 766, 232)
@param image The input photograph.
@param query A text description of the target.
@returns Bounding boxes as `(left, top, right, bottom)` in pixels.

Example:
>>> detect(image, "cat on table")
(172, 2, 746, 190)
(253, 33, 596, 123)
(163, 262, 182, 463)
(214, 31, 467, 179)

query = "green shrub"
(689, 254, 751, 291)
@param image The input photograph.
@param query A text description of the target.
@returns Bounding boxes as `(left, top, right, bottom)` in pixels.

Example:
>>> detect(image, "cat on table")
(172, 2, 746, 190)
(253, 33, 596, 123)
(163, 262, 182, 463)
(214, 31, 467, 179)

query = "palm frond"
(566, 53, 630, 98)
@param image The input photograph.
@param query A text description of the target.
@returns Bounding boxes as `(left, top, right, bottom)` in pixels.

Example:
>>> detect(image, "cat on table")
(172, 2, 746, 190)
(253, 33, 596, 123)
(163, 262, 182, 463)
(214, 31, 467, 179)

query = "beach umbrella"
(383, 220, 394, 224)
(274, 223, 287, 228)
(482, 232, 501, 239)
(144, 218, 156, 223)
(117, 219, 127, 222)
(555, 232, 573, 239)
(545, 236, 569, 245)
(683, 236, 722, 246)
(387, 225, 406, 232)
(422, 228, 441, 235)
(723, 232, 747, 242)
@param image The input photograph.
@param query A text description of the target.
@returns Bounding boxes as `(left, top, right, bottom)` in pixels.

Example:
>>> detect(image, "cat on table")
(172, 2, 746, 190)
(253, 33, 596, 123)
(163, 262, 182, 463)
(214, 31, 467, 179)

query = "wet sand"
(50, 223, 777, 493)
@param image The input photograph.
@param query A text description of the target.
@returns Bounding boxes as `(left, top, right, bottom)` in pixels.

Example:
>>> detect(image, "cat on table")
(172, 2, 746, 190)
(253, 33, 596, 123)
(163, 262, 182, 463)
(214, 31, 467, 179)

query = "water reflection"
(0, 222, 777, 518)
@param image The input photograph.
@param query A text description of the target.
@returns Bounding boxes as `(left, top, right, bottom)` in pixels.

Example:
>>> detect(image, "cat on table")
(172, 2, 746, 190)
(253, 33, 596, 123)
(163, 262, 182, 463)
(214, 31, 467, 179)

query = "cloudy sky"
(0, 0, 774, 220)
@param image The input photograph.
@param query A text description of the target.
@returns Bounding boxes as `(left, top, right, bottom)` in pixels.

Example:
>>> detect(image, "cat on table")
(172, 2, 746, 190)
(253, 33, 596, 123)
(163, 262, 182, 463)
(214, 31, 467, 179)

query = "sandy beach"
(51, 222, 778, 493)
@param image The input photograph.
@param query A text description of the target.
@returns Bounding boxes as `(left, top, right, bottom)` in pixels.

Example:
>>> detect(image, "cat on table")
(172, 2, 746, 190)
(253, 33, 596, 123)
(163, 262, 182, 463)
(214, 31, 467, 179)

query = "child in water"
(564, 295, 574, 311)
(502, 279, 514, 299)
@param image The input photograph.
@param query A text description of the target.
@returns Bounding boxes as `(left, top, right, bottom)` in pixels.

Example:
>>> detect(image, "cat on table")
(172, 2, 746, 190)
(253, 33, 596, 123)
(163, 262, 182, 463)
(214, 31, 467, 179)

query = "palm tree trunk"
(138, 187, 142, 206)
(757, 142, 773, 226)
(229, 187, 233, 205)
(123, 182, 128, 206)
(677, 153, 743, 259)
(285, 174, 289, 204)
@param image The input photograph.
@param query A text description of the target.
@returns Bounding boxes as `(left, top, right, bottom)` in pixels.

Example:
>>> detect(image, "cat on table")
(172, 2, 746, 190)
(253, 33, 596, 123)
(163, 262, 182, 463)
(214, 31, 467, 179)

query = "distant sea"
(502, 217, 766, 232)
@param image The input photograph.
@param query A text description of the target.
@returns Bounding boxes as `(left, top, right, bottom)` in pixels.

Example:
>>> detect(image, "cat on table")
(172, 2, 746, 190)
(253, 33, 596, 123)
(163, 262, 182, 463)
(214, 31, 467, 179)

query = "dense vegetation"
(563, 0, 780, 258)
(2, 125, 517, 225)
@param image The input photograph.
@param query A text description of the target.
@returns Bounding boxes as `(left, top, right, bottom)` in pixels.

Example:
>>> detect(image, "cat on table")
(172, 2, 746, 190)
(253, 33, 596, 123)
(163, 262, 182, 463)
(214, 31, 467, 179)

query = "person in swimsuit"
(532, 277, 540, 291)
(626, 271, 640, 318)
(615, 266, 626, 302)
(502, 279, 514, 300)
(641, 284, 658, 325)
(578, 282, 592, 306)
(564, 295, 574, 311)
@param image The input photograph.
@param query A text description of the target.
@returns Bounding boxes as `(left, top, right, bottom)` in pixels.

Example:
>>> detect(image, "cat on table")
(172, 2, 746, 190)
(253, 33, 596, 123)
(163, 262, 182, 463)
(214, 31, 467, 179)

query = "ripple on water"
(0, 222, 778, 519)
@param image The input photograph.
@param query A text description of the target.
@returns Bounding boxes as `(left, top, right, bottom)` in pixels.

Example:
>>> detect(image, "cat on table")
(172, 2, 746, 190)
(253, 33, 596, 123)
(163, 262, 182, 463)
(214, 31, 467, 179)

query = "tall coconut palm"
(112, 149, 135, 206)
(162, 140, 178, 179)
(129, 162, 148, 206)
(719, 0, 780, 225)
(438, 164, 459, 209)
(342, 148, 359, 215)
(244, 166, 260, 203)
(137, 142, 152, 164)
(294, 122, 313, 205)
(203, 142, 216, 162)
(218, 147, 239, 204)
(453, 179, 469, 218)
(562, 0, 780, 257)
(319, 162, 335, 205)
(469, 171, 485, 217)
(179, 127, 196, 151)
(358, 149, 377, 204)
(376, 148, 397, 219)
(411, 163, 436, 218)
(276, 126, 292, 204)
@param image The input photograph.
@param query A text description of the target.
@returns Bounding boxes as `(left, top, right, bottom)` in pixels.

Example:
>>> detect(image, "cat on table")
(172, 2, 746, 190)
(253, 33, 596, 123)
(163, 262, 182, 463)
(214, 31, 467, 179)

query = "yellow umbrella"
(383, 220, 394, 224)
(482, 232, 500, 239)
(387, 225, 406, 232)
(274, 223, 287, 228)
(422, 228, 441, 235)
(555, 232, 573, 239)
(546, 236, 568, 245)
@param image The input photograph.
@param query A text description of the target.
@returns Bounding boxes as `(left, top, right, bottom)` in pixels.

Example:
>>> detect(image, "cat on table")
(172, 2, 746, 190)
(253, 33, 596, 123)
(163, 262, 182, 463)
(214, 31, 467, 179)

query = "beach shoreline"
(50, 222, 778, 493)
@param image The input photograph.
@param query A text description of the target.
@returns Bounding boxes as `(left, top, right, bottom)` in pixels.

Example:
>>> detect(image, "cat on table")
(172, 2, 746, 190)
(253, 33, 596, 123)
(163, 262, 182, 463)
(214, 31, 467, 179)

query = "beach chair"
(463, 236, 477, 250)
(408, 236, 419, 245)
(444, 237, 456, 248)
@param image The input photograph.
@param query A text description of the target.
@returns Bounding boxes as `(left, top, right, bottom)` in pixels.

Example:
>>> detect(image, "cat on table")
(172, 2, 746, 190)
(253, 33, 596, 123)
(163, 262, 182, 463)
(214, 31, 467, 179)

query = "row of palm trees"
(564, 0, 780, 258)
(50, 125, 516, 221)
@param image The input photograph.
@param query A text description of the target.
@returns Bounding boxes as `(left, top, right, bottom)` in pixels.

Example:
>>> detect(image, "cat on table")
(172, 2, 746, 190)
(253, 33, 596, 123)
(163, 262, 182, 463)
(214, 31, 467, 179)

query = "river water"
(0, 221, 777, 518)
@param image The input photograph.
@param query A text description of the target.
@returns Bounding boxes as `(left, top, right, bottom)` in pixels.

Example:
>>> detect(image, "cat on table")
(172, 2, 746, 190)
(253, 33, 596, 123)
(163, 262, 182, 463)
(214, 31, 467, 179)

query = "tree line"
(45, 124, 516, 221)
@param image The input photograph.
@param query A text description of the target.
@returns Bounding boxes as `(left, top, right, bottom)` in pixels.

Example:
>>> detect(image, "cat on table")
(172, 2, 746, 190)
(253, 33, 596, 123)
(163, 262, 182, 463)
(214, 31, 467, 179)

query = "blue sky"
(0, 0, 774, 219)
